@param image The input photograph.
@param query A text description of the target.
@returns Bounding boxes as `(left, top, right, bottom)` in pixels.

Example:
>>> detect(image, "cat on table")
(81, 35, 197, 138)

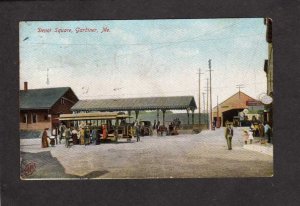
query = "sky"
(19, 18, 268, 112)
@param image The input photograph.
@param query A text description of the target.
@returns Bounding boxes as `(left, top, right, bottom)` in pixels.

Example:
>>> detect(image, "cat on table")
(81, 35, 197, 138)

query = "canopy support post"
(192, 109, 195, 125)
(187, 109, 190, 125)
(162, 110, 166, 126)
(135, 110, 139, 120)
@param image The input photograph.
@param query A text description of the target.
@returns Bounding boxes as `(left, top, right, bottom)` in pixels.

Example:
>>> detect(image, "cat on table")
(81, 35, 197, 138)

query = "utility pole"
(202, 92, 206, 113)
(46, 68, 50, 86)
(236, 84, 245, 99)
(198, 68, 203, 128)
(216, 96, 220, 128)
(206, 78, 209, 129)
(236, 84, 245, 109)
(208, 59, 213, 130)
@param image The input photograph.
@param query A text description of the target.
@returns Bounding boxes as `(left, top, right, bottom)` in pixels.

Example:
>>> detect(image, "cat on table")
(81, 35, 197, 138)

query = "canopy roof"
(58, 112, 130, 121)
(71, 96, 197, 112)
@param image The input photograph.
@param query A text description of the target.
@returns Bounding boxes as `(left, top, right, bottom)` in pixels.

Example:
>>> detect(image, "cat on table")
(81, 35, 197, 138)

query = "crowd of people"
(224, 121, 272, 151)
(41, 123, 109, 148)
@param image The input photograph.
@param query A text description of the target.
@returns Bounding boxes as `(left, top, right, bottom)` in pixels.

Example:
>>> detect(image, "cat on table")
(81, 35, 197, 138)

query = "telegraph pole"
(46, 68, 50, 86)
(208, 59, 213, 130)
(206, 78, 209, 129)
(198, 68, 203, 128)
(216, 96, 219, 128)
(236, 84, 245, 99)
(202, 92, 206, 113)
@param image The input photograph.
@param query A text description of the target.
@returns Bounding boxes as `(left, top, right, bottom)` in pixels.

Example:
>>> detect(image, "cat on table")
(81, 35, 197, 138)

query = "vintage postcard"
(19, 18, 273, 179)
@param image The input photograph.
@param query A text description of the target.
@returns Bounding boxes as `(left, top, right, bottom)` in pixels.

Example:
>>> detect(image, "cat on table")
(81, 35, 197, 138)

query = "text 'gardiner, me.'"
(37, 26, 110, 34)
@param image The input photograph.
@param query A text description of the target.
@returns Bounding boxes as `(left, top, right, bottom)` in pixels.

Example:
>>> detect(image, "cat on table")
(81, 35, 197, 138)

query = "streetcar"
(57, 112, 133, 142)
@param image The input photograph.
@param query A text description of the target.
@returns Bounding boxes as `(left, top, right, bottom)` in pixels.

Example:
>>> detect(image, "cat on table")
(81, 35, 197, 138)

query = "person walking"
(224, 123, 233, 150)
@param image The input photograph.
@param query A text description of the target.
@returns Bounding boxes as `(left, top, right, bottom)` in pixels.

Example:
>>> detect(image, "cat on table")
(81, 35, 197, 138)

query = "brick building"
(20, 82, 79, 130)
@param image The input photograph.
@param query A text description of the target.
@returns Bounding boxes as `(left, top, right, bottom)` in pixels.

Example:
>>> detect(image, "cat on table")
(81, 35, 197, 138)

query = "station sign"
(246, 100, 263, 106)
(248, 105, 265, 111)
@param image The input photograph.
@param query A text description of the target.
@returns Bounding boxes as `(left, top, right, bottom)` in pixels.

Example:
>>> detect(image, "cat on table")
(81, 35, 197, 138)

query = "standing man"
(224, 123, 234, 150)
(64, 127, 71, 148)
(91, 126, 97, 145)
(135, 120, 140, 142)
(153, 120, 157, 136)
(258, 122, 265, 142)
(84, 126, 90, 145)
(58, 123, 65, 144)
(264, 122, 272, 143)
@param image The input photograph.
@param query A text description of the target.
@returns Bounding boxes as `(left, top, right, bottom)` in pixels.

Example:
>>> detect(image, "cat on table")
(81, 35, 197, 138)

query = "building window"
(61, 98, 65, 104)
(32, 114, 37, 123)
(44, 114, 48, 121)
(23, 114, 28, 123)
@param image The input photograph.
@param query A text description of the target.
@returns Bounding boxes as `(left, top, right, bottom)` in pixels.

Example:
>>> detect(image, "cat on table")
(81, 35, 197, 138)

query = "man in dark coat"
(84, 126, 90, 145)
(224, 123, 234, 150)
(65, 127, 72, 148)
(134, 120, 140, 142)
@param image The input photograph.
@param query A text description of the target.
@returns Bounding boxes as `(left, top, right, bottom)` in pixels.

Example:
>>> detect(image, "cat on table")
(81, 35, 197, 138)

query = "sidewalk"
(242, 138, 273, 157)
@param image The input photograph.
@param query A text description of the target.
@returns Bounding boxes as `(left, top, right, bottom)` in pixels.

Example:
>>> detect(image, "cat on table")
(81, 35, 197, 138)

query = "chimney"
(24, 82, 28, 91)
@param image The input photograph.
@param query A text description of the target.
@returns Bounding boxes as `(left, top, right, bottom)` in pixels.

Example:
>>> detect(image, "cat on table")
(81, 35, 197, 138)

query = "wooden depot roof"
(213, 91, 256, 113)
(71, 96, 197, 112)
(20, 87, 78, 110)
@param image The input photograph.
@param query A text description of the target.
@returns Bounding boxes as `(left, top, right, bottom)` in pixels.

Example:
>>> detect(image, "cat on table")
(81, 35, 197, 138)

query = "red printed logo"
(21, 160, 37, 178)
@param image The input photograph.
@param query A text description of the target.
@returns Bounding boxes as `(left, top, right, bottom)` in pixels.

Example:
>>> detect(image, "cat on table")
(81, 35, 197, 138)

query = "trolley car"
(57, 112, 133, 142)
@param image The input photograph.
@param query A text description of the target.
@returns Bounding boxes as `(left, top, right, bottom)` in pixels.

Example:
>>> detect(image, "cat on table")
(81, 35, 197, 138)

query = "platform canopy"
(58, 112, 130, 121)
(71, 96, 197, 112)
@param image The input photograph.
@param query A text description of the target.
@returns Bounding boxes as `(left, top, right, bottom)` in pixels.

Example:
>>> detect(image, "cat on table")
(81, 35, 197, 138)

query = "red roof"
(213, 92, 256, 112)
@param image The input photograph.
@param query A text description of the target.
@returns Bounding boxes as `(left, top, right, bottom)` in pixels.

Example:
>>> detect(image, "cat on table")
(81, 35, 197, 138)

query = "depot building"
(212, 91, 265, 127)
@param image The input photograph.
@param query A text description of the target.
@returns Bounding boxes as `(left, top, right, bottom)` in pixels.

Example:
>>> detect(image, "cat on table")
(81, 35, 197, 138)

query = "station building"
(19, 82, 79, 130)
(212, 91, 261, 126)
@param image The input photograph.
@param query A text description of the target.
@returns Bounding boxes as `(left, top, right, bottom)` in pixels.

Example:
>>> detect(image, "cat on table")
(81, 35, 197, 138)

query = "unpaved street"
(20, 127, 273, 179)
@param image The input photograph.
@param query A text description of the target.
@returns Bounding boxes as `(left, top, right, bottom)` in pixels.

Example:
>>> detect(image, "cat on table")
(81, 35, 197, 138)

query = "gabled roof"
(213, 91, 256, 111)
(71, 96, 197, 111)
(20, 87, 73, 110)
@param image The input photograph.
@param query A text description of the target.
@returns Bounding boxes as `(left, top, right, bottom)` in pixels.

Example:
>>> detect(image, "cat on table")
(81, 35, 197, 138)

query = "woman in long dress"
(41, 128, 49, 148)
